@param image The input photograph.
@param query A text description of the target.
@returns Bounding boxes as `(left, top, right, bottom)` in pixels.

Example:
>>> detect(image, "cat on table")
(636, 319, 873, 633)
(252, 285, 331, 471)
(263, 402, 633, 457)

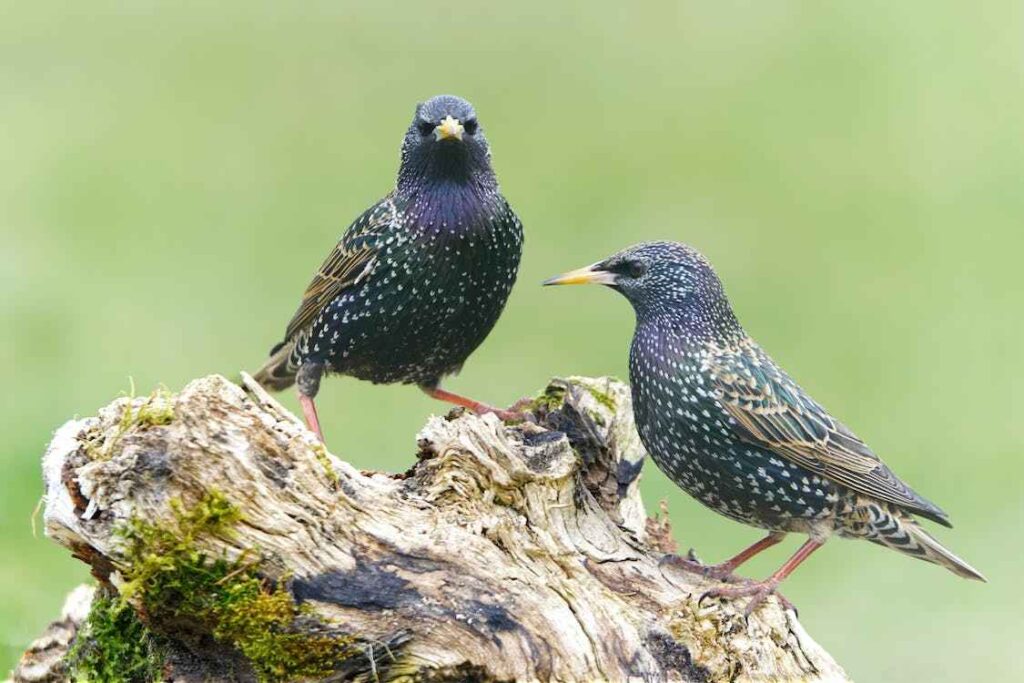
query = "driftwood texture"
(15, 374, 848, 682)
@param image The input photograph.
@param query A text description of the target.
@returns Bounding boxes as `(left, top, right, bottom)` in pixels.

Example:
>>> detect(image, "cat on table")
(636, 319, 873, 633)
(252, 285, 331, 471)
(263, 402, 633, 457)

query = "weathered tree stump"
(12, 374, 847, 682)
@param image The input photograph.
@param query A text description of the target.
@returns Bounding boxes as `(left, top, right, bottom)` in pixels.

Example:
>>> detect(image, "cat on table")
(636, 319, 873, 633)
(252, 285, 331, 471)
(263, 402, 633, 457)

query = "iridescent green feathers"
(707, 339, 952, 527)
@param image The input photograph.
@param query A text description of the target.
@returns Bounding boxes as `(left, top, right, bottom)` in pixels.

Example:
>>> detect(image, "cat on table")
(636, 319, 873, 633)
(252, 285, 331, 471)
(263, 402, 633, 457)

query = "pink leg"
(298, 393, 325, 443)
(421, 386, 522, 421)
(703, 538, 824, 615)
(714, 532, 786, 576)
(662, 532, 785, 581)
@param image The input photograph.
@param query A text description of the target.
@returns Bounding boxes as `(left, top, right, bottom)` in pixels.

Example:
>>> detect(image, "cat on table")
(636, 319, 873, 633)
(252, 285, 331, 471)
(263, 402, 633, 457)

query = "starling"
(255, 95, 523, 441)
(544, 241, 984, 611)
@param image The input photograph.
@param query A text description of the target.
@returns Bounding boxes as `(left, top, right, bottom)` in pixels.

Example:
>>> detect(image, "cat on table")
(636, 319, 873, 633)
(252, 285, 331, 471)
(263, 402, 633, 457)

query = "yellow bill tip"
(542, 265, 616, 286)
(434, 115, 464, 141)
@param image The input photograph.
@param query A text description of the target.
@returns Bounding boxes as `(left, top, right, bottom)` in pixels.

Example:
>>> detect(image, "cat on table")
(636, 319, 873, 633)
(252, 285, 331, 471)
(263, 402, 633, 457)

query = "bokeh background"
(3, 2, 1022, 680)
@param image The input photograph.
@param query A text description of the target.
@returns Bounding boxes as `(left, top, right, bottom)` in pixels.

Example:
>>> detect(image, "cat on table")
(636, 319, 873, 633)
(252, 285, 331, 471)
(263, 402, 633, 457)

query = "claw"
(659, 554, 707, 575)
(660, 554, 748, 584)
(507, 396, 536, 413)
(488, 407, 527, 422)
(700, 579, 796, 616)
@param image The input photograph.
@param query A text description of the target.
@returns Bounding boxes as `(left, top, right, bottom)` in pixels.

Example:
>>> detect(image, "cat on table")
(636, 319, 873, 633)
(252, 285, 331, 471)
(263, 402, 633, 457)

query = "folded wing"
(707, 340, 951, 527)
(283, 197, 395, 340)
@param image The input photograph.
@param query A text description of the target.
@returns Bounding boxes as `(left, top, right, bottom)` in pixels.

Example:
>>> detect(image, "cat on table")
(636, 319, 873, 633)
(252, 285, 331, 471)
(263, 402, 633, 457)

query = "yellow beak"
(542, 263, 617, 286)
(434, 115, 464, 142)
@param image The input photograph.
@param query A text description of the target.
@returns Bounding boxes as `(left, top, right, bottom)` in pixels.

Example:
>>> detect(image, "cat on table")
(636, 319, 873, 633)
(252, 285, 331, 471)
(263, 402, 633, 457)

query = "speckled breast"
(321, 203, 522, 386)
(629, 327, 839, 532)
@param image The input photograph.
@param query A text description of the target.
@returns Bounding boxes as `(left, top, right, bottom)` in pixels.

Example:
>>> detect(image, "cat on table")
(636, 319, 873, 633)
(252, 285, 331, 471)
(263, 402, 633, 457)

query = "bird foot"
(473, 404, 527, 423)
(423, 387, 526, 423)
(659, 554, 748, 584)
(700, 580, 796, 617)
(506, 396, 537, 414)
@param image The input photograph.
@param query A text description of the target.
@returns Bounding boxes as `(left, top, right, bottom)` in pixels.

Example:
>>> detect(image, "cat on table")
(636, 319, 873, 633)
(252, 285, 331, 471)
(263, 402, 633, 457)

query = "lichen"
(115, 490, 359, 681)
(67, 591, 163, 683)
(667, 601, 741, 680)
(84, 386, 175, 461)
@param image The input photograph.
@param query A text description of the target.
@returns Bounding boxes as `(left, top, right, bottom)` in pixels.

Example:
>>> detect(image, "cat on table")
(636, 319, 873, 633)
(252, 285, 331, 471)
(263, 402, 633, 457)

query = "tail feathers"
(870, 510, 986, 582)
(252, 339, 299, 392)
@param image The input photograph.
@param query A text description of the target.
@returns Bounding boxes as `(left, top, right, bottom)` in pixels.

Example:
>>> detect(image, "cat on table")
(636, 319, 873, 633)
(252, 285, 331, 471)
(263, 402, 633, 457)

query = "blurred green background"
(3, 2, 1022, 680)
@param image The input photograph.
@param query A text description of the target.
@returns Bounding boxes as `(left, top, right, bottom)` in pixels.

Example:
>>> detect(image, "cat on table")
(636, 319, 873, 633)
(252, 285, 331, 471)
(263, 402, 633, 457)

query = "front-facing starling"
(545, 241, 984, 611)
(254, 95, 523, 441)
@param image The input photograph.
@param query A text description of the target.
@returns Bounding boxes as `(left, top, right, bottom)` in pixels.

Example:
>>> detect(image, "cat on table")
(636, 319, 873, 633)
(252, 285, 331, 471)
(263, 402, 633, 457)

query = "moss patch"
(310, 442, 340, 486)
(116, 490, 358, 681)
(85, 386, 175, 461)
(67, 591, 163, 683)
(528, 382, 567, 413)
(583, 385, 617, 412)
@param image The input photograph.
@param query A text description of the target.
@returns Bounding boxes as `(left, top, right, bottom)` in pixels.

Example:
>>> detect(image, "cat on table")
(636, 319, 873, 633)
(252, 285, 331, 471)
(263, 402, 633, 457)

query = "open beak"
(434, 115, 464, 142)
(542, 262, 617, 286)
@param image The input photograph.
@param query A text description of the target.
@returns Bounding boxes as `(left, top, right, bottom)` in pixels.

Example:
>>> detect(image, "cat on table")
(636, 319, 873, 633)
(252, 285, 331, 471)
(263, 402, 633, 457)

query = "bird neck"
(396, 145, 498, 199)
(394, 174, 502, 232)
(633, 299, 746, 350)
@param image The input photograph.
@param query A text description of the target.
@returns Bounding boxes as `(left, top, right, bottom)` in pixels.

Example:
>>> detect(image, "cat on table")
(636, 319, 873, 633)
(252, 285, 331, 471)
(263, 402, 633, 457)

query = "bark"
(12, 374, 848, 682)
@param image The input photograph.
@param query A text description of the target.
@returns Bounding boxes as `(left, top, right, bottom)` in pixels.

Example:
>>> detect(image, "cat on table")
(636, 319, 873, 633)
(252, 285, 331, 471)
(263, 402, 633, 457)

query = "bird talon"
(507, 396, 536, 413)
(659, 553, 750, 584)
(701, 579, 790, 617)
(495, 408, 528, 422)
(473, 405, 526, 423)
(697, 590, 720, 608)
(659, 554, 707, 575)
(702, 564, 745, 583)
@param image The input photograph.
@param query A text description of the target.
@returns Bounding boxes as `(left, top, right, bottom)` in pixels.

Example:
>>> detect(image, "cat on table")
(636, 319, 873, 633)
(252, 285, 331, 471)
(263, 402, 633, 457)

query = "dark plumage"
(255, 95, 523, 440)
(545, 241, 983, 611)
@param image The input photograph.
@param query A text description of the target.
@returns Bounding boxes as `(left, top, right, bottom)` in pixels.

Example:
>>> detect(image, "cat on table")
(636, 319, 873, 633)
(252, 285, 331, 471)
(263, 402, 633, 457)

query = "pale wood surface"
(13, 374, 848, 682)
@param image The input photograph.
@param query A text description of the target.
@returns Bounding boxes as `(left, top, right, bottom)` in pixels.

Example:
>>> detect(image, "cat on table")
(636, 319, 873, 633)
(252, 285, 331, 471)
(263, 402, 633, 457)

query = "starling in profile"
(545, 241, 984, 611)
(255, 95, 523, 441)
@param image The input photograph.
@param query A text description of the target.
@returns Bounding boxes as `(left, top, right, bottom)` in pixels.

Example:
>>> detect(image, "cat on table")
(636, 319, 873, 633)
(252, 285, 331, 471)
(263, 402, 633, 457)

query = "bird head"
(398, 95, 494, 189)
(544, 241, 742, 334)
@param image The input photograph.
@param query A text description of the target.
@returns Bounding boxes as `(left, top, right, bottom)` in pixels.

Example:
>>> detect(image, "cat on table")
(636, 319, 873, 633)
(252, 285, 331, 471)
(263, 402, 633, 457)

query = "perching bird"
(255, 95, 523, 441)
(544, 241, 984, 611)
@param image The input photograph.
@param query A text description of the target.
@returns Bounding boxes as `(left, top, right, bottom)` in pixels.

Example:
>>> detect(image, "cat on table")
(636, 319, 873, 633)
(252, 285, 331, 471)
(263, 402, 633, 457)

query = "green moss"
(67, 592, 163, 683)
(133, 387, 175, 427)
(116, 490, 358, 681)
(310, 442, 340, 486)
(85, 386, 174, 461)
(528, 383, 567, 413)
(583, 385, 617, 412)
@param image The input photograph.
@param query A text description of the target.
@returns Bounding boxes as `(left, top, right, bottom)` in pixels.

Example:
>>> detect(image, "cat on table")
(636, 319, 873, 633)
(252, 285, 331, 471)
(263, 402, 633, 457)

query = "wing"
(282, 196, 395, 340)
(707, 340, 951, 526)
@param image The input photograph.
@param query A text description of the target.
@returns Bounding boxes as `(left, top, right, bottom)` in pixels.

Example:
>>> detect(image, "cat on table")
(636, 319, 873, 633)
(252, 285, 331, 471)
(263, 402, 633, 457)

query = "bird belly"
(305, 224, 520, 386)
(629, 352, 839, 532)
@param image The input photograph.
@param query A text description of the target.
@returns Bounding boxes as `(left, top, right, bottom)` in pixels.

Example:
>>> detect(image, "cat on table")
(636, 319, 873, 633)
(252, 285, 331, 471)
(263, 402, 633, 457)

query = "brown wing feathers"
(710, 341, 952, 527)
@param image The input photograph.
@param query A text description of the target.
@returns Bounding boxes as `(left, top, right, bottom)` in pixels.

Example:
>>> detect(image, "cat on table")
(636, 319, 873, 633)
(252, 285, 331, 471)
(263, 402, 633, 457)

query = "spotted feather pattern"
(596, 242, 980, 580)
(292, 188, 522, 386)
(254, 95, 524, 393)
(284, 201, 389, 340)
(707, 338, 951, 527)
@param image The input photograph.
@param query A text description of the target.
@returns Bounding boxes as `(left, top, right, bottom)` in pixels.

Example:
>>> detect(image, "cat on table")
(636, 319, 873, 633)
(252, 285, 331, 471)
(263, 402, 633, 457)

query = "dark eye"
(626, 260, 646, 278)
(417, 120, 435, 136)
(608, 259, 646, 279)
(463, 118, 478, 135)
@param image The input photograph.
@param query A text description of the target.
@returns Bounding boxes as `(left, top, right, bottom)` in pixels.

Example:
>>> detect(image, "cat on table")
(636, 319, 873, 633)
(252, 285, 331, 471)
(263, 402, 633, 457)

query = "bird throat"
(398, 141, 496, 195)
(396, 159, 501, 234)
(634, 297, 745, 349)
